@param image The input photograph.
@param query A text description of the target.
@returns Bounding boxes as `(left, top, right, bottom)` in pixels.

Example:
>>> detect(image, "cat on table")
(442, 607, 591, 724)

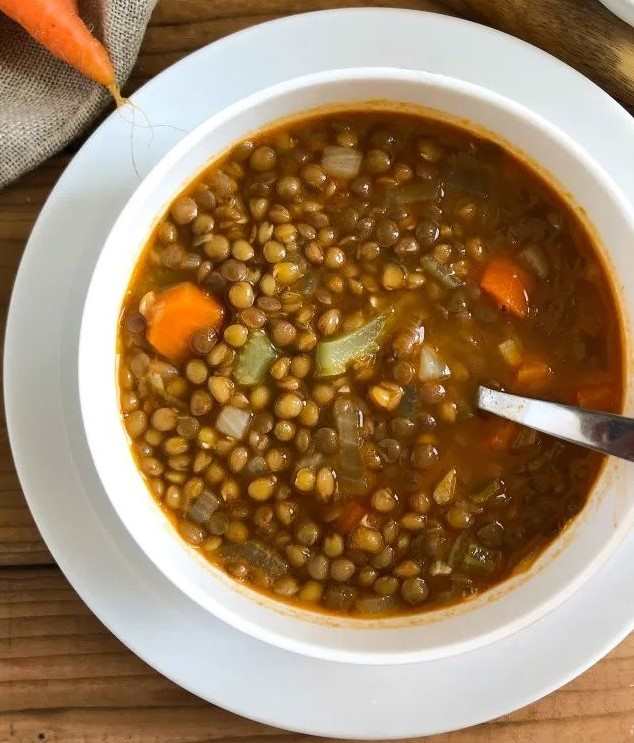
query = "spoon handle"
(477, 386, 634, 462)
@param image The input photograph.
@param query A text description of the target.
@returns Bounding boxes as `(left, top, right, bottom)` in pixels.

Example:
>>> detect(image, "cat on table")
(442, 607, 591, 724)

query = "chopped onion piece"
(520, 245, 549, 279)
(139, 291, 157, 318)
(433, 468, 457, 505)
(216, 405, 252, 439)
(418, 344, 451, 382)
(430, 560, 452, 576)
(321, 146, 362, 179)
(498, 338, 522, 367)
(222, 540, 288, 578)
(188, 491, 221, 524)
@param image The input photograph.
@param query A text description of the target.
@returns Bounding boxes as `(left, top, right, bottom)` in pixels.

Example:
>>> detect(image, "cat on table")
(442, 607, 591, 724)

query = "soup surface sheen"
(118, 110, 623, 617)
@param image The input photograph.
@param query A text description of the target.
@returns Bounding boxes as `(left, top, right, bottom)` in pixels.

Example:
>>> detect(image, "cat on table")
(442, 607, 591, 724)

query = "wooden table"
(2, 2, 633, 741)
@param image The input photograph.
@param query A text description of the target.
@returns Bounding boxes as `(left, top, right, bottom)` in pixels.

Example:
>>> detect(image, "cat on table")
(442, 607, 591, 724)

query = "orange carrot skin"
(0, 0, 115, 87)
(481, 258, 534, 318)
(146, 283, 225, 363)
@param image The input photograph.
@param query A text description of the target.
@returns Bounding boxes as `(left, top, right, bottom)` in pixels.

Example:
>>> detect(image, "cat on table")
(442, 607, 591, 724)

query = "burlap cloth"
(0, 0, 157, 188)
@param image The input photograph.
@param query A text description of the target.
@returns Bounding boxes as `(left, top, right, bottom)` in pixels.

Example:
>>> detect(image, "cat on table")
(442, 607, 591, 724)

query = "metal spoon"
(477, 385, 634, 462)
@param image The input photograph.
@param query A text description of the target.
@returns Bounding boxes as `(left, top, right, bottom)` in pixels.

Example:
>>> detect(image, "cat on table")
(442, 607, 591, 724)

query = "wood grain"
(439, 0, 634, 110)
(1, 1, 633, 741)
(2, 568, 633, 743)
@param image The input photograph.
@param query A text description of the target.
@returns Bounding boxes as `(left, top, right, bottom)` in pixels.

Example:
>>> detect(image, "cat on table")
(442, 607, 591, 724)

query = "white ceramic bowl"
(79, 67, 634, 665)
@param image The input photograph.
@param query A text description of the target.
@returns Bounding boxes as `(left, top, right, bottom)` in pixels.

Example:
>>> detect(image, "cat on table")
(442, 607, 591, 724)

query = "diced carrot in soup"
(146, 282, 224, 362)
(481, 258, 534, 318)
(515, 360, 552, 391)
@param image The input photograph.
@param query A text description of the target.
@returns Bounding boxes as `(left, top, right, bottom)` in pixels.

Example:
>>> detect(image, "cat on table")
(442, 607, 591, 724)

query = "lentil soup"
(117, 110, 623, 618)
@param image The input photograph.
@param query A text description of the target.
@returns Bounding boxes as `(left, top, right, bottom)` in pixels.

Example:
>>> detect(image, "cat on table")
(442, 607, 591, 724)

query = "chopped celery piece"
(418, 344, 451, 382)
(333, 396, 368, 496)
(477, 522, 505, 548)
(470, 479, 502, 505)
(420, 255, 464, 288)
(461, 543, 502, 576)
(448, 534, 501, 576)
(314, 312, 389, 377)
(234, 330, 278, 386)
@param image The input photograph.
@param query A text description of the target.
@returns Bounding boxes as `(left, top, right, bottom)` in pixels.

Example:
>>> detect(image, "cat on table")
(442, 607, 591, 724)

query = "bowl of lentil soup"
(79, 68, 634, 664)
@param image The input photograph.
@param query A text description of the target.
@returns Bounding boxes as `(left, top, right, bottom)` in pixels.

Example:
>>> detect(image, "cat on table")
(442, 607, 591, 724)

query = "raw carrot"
(481, 258, 534, 318)
(515, 359, 552, 391)
(485, 420, 518, 451)
(146, 283, 225, 363)
(0, 0, 116, 88)
(336, 501, 367, 534)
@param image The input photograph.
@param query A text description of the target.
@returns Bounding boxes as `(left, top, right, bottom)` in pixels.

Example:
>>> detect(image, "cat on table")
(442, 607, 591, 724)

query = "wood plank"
(0, 568, 633, 742)
(439, 0, 634, 111)
(150, 0, 451, 24)
(0, 422, 52, 567)
(0, 147, 65, 568)
(4, 710, 634, 743)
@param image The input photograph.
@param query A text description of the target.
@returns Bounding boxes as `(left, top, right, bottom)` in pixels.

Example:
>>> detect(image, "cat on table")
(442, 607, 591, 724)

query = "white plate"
(599, 0, 634, 26)
(5, 8, 634, 738)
